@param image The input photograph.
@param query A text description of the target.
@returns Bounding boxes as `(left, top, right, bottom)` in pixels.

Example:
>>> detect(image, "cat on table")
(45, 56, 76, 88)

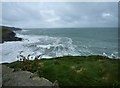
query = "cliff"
(1, 26, 22, 31)
(0, 26, 22, 43)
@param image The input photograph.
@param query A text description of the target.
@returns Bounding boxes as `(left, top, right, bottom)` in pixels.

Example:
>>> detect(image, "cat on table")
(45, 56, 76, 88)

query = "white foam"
(42, 55, 52, 59)
(37, 44, 52, 49)
(101, 52, 119, 59)
(1, 33, 81, 63)
(22, 30, 29, 32)
(1, 33, 40, 63)
(1, 41, 24, 63)
(103, 52, 108, 57)
(16, 33, 40, 43)
(1, 32, 119, 63)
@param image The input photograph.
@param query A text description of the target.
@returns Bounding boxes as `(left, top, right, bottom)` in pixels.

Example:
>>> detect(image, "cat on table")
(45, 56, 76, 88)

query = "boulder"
(2, 65, 54, 86)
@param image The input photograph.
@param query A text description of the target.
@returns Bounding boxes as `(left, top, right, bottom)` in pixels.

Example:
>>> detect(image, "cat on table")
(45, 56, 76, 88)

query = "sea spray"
(1, 28, 119, 63)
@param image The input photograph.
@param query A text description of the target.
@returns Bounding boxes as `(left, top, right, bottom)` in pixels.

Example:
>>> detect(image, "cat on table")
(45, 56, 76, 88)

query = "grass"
(5, 55, 120, 87)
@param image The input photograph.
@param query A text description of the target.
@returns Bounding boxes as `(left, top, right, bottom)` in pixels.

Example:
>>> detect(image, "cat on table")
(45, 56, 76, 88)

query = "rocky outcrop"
(1, 65, 55, 86)
(0, 26, 22, 43)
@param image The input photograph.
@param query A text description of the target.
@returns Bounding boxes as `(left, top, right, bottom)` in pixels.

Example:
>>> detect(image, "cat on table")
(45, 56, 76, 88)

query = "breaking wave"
(0, 33, 119, 63)
(1, 33, 81, 63)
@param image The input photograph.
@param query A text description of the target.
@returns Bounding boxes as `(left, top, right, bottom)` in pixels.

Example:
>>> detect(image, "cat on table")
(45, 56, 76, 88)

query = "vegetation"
(5, 55, 120, 88)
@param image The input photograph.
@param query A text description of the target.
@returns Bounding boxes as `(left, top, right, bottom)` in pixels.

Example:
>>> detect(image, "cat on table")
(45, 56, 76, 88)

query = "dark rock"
(0, 26, 22, 43)
(1, 26, 22, 31)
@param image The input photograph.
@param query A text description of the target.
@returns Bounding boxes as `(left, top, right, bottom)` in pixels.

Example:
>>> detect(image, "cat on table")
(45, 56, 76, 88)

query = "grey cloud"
(2, 2, 118, 28)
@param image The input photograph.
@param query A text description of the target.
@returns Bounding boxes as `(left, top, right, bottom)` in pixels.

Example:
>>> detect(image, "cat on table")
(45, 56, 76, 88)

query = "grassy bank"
(4, 55, 120, 87)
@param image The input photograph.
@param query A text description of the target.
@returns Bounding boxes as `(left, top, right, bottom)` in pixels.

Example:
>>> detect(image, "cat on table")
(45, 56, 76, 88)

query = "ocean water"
(0, 28, 119, 63)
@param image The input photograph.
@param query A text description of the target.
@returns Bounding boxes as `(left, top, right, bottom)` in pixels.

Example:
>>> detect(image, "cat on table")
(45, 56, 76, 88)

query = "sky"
(1, 2, 118, 28)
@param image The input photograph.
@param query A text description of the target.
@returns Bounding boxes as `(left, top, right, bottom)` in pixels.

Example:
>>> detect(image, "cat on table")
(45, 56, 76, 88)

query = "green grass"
(5, 55, 120, 87)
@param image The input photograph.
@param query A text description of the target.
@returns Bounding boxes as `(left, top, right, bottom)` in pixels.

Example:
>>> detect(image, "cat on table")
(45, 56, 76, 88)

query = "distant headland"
(0, 26, 22, 43)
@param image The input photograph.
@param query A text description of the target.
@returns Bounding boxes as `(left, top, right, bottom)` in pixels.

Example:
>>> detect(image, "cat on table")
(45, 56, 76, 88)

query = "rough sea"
(0, 28, 119, 63)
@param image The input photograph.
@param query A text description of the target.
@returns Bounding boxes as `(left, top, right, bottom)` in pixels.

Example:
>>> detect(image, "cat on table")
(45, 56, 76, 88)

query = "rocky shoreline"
(0, 26, 22, 43)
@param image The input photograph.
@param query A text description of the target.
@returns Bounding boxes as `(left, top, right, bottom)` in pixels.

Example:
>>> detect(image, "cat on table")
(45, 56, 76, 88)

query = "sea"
(0, 28, 119, 63)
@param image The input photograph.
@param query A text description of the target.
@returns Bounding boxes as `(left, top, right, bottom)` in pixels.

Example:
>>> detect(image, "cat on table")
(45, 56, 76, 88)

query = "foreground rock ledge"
(2, 65, 56, 87)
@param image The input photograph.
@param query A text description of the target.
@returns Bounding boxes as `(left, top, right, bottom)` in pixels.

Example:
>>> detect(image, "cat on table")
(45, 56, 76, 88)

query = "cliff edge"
(0, 26, 22, 43)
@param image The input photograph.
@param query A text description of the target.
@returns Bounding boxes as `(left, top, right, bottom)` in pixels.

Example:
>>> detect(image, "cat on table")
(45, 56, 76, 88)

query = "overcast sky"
(2, 2, 118, 28)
